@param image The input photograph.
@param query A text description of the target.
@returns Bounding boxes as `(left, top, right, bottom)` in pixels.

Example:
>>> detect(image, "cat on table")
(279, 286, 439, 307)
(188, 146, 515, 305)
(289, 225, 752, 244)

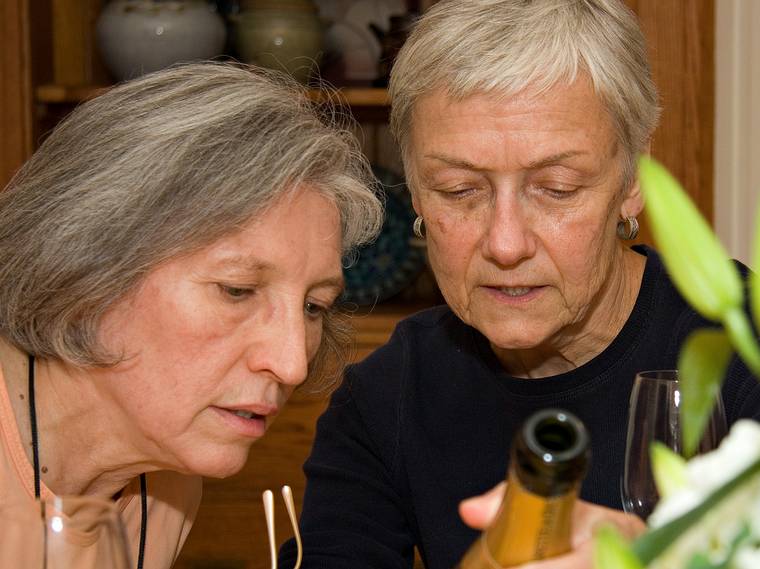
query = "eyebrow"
(219, 256, 275, 273)
(423, 154, 484, 171)
(525, 151, 588, 169)
(311, 275, 345, 294)
(423, 150, 588, 171)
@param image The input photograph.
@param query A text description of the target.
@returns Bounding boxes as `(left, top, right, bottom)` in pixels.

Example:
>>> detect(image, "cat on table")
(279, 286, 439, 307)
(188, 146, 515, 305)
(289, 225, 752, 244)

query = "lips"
(498, 286, 533, 297)
(483, 284, 545, 303)
(211, 404, 278, 438)
(231, 409, 262, 420)
(219, 403, 278, 417)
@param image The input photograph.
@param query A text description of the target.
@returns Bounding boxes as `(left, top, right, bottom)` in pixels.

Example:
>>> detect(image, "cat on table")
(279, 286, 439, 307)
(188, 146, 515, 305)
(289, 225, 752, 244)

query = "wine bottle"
(457, 408, 590, 568)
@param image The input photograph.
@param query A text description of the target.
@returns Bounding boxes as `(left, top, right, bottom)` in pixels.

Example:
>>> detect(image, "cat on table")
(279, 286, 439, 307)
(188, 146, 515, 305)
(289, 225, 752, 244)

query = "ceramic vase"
(97, 0, 226, 81)
(235, 0, 324, 84)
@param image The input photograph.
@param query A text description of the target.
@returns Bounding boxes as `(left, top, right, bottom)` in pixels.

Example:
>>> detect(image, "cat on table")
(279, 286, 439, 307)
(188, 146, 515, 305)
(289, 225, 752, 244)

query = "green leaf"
(651, 441, 687, 497)
(678, 329, 733, 457)
(593, 525, 644, 569)
(632, 455, 760, 564)
(638, 156, 744, 322)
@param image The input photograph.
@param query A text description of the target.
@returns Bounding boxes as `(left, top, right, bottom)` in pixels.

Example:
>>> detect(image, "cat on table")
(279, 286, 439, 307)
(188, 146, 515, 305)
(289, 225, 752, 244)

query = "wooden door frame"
(0, 0, 33, 189)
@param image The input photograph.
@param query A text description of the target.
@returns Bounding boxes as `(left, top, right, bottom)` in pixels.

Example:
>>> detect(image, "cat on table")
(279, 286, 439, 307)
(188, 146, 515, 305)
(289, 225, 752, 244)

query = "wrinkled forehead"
(412, 73, 616, 133)
(404, 79, 621, 178)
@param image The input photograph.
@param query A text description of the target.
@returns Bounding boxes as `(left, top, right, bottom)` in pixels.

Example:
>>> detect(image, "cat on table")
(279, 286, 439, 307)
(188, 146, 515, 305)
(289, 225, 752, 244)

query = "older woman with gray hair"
(281, 1, 760, 568)
(0, 62, 382, 568)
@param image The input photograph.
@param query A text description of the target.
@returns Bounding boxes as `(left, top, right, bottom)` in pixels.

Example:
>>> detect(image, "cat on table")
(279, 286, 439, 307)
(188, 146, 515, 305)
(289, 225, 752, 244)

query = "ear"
(411, 192, 421, 216)
(619, 144, 650, 219)
(404, 166, 422, 215)
(620, 177, 644, 219)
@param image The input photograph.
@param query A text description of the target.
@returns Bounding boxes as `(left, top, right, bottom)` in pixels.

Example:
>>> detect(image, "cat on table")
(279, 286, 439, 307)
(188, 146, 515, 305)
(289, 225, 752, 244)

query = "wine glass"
(621, 369, 728, 520)
(0, 495, 131, 568)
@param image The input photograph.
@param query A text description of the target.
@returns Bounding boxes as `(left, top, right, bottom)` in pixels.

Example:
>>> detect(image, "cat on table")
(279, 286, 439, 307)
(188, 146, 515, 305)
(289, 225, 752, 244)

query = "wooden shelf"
(35, 84, 390, 107)
(309, 87, 390, 107)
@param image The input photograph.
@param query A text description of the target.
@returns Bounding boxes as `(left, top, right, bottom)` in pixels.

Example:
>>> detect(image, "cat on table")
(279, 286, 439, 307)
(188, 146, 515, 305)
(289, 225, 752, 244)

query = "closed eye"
(438, 186, 478, 200)
(539, 186, 579, 200)
(218, 284, 255, 301)
(451, 188, 476, 198)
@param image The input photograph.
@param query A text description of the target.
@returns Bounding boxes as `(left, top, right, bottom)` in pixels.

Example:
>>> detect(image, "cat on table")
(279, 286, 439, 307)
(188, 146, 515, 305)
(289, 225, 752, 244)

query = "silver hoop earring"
(616, 216, 639, 240)
(413, 215, 425, 239)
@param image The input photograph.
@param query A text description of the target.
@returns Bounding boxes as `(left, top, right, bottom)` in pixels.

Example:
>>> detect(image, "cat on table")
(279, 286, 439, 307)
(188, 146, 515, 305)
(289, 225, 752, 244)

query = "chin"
(490, 336, 544, 351)
(183, 447, 251, 479)
(480, 323, 551, 351)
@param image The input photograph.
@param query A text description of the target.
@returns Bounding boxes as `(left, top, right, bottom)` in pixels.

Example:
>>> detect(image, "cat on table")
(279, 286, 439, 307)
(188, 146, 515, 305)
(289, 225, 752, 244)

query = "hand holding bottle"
(459, 485, 645, 568)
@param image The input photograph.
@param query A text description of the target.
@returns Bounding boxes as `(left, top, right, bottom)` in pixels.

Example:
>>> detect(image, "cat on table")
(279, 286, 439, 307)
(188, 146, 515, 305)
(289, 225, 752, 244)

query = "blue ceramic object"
(342, 166, 427, 305)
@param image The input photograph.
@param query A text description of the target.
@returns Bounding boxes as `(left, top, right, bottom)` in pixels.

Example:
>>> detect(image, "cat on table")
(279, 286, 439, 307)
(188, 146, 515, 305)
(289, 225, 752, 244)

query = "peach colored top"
(0, 369, 203, 569)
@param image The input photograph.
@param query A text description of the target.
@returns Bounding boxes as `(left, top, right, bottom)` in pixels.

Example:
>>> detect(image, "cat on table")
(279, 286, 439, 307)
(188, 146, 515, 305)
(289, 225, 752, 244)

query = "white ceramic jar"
(97, 0, 226, 81)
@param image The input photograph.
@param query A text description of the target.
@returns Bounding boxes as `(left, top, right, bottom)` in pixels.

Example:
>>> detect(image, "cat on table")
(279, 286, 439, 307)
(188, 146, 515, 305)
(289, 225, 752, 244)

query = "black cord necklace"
(28, 354, 147, 569)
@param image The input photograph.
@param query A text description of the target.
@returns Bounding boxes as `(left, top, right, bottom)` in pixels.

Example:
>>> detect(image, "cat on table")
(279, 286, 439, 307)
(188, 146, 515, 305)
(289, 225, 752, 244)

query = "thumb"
(458, 482, 506, 530)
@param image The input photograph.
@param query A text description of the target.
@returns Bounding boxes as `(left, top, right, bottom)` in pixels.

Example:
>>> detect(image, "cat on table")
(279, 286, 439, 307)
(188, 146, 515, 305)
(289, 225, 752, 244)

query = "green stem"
(722, 308, 760, 377)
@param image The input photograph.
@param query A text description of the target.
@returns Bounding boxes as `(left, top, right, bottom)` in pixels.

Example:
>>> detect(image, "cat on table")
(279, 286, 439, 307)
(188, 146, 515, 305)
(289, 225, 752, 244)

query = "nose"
(247, 305, 311, 387)
(481, 191, 537, 267)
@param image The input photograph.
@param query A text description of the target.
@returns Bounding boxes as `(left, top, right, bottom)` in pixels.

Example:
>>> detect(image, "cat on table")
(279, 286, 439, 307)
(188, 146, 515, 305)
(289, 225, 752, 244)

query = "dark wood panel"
(0, 0, 33, 189)
(626, 0, 715, 246)
(50, 0, 103, 86)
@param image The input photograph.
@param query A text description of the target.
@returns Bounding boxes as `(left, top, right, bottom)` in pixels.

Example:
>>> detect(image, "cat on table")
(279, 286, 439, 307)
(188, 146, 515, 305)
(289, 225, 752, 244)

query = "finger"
(608, 512, 646, 541)
(570, 500, 596, 546)
(570, 500, 646, 548)
(458, 482, 506, 530)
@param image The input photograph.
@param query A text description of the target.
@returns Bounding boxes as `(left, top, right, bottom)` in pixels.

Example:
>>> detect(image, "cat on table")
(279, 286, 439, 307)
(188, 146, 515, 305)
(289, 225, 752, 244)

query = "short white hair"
(390, 0, 660, 184)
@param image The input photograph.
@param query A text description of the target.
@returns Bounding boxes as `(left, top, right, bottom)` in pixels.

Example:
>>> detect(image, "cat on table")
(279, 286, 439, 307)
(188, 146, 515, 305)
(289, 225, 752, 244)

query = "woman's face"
(95, 187, 343, 478)
(407, 77, 643, 357)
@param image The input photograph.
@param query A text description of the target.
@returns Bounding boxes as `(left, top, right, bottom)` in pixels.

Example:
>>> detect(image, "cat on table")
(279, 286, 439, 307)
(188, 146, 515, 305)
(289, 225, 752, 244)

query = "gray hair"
(389, 0, 660, 185)
(0, 62, 382, 390)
